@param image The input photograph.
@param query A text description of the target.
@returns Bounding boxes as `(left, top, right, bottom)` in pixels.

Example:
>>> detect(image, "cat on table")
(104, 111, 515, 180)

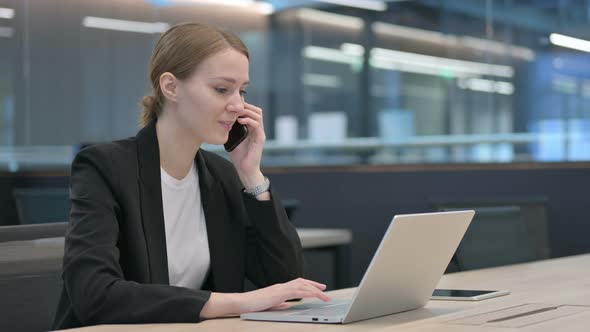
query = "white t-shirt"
(160, 161, 210, 290)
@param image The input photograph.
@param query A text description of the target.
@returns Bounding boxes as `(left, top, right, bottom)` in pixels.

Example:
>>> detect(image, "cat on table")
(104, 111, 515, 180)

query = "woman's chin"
(205, 135, 229, 146)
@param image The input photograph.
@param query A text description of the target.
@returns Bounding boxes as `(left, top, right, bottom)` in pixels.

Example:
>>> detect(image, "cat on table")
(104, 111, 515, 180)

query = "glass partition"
(0, 0, 589, 170)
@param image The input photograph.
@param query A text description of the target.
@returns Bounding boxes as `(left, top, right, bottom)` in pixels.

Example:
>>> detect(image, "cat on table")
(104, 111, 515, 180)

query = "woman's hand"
(239, 278, 331, 313)
(200, 278, 331, 319)
(228, 102, 266, 190)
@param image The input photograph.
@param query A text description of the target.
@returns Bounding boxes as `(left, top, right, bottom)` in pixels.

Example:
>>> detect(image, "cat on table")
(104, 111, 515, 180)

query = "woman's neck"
(156, 112, 202, 180)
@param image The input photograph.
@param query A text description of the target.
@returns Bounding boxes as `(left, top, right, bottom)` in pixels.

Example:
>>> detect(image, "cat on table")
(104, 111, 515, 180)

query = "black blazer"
(52, 121, 304, 329)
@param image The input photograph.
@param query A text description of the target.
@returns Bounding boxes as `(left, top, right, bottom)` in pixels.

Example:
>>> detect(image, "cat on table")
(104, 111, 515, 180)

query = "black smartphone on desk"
(224, 120, 248, 152)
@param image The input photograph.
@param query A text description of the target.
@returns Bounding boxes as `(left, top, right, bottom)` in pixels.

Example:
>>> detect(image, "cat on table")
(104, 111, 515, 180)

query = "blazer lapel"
(134, 121, 241, 290)
(136, 121, 169, 285)
(196, 151, 241, 292)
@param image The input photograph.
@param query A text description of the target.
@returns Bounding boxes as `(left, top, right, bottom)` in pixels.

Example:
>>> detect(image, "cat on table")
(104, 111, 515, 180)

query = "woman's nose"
(227, 94, 244, 112)
(227, 102, 243, 113)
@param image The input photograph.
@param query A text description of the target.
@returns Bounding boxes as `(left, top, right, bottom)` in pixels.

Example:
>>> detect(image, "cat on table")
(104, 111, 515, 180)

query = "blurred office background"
(0, 0, 589, 167)
(1, 1, 590, 330)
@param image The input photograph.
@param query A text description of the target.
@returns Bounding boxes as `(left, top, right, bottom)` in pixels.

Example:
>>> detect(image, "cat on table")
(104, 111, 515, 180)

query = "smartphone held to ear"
(224, 119, 248, 152)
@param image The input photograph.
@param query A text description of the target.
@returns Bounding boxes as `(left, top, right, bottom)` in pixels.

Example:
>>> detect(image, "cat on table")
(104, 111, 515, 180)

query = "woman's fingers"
(243, 279, 332, 313)
(236, 103, 265, 145)
(239, 107, 262, 122)
(287, 279, 331, 302)
(239, 104, 263, 124)
(243, 102, 263, 114)
(291, 277, 327, 290)
(302, 283, 332, 302)
(300, 278, 327, 290)
(293, 287, 331, 302)
(236, 105, 265, 140)
(237, 117, 260, 128)
(317, 291, 332, 302)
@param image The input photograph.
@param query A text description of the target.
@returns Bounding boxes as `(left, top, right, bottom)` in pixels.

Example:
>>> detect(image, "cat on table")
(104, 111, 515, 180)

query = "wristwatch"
(244, 177, 270, 196)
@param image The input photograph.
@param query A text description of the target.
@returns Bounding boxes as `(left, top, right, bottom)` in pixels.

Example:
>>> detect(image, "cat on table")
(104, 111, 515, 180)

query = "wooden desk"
(59, 254, 590, 332)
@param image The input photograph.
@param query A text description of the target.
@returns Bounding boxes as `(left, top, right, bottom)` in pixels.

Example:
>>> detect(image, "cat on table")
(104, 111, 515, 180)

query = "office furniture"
(0, 227, 351, 332)
(265, 163, 586, 287)
(0, 227, 351, 277)
(0, 237, 64, 332)
(56, 254, 590, 331)
(0, 272, 62, 332)
(433, 197, 551, 261)
(0, 222, 67, 243)
(2, 163, 588, 282)
(0, 237, 64, 276)
(297, 228, 352, 289)
(457, 206, 535, 270)
(11, 188, 301, 226)
(0, 221, 67, 332)
(437, 205, 537, 271)
(13, 188, 70, 224)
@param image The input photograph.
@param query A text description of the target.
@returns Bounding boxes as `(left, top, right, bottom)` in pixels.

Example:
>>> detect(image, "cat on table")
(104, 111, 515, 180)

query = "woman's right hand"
(200, 278, 331, 319)
(239, 278, 332, 313)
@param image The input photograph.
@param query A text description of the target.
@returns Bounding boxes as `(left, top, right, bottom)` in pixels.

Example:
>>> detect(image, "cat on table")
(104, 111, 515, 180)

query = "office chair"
(438, 205, 537, 271)
(0, 222, 67, 332)
(13, 188, 70, 224)
(434, 197, 551, 258)
(0, 273, 63, 332)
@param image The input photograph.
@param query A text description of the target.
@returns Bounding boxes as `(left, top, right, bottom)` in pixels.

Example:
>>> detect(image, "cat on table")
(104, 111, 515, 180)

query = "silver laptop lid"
(342, 210, 474, 323)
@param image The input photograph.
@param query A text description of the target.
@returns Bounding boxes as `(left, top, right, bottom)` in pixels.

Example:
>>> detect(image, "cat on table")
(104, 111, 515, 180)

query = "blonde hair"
(139, 22, 249, 127)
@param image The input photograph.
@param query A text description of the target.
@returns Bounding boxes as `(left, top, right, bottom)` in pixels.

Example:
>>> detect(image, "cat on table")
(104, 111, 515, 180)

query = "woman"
(53, 22, 329, 329)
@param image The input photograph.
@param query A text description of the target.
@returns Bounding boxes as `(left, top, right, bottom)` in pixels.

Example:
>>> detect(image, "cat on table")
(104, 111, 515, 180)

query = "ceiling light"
(311, 0, 386, 11)
(165, 0, 254, 6)
(373, 22, 457, 45)
(370, 47, 514, 78)
(82, 17, 169, 34)
(550, 33, 590, 53)
(373, 21, 534, 61)
(0, 7, 14, 19)
(306, 43, 514, 78)
(297, 8, 364, 30)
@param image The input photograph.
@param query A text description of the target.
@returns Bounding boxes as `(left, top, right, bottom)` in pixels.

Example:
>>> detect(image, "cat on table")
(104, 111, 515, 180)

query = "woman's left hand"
(229, 102, 266, 189)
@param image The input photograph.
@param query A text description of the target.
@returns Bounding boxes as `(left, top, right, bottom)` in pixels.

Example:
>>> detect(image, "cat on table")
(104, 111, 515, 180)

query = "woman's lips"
(219, 121, 233, 130)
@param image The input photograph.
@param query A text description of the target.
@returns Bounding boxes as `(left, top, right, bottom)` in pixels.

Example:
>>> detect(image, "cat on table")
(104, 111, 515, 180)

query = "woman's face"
(174, 48, 249, 145)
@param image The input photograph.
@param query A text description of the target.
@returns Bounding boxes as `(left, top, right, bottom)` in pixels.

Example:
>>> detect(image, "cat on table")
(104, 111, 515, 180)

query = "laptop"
(241, 210, 475, 324)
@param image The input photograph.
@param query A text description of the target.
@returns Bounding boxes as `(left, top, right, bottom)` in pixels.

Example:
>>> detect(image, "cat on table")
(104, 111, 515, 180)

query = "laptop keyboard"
(292, 303, 350, 317)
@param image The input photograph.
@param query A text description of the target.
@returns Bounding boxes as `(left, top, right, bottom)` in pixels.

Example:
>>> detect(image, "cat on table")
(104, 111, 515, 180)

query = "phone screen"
(432, 289, 497, 297)
(224, 120, 248, 152)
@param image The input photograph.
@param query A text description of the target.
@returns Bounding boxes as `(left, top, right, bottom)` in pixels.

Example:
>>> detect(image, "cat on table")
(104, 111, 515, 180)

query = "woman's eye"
(215, 87, 228, 94)
(239, 90, 247, 97)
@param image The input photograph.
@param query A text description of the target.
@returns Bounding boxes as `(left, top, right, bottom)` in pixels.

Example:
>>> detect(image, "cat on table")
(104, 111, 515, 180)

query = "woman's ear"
(160, 72, 178, 103)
